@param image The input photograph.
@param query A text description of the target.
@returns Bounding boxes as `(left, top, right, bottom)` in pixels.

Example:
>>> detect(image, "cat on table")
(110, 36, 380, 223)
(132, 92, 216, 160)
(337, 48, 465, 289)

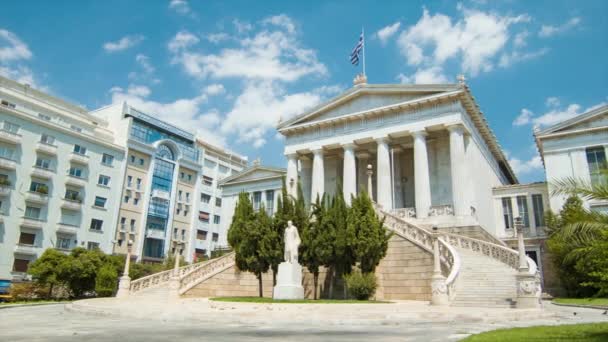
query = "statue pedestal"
(273, 261, 304, 300)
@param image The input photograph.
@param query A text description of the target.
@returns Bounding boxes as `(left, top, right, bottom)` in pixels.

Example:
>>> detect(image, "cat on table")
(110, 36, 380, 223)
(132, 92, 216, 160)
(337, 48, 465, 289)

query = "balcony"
(20, 217, 45, 229)
(66, 175, 87, 188)
(35, 142, 58, 156)
(61, 198, 82, 211)
(69, 152, 89, 165)
(14, 244, 40, 256)
(57, 222, 79, 234)
(0, 156, 17, 170)
(146, 229, 166, 240)
(25, 191, 49, 204)
(0, 129, 22, 144)
(0, 184, 11, 196)
(151, 189, 170, 200)
(31, 166, 54, 180)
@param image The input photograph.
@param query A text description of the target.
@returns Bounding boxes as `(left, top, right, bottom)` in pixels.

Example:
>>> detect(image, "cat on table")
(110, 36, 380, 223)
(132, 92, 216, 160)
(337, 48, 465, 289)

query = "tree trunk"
(313, 272, 318, 300)
(272, 265, 278, 287)
(48, 284, 54, 299)
(328, 267, 334, 299)
(258, 273, 263, 298)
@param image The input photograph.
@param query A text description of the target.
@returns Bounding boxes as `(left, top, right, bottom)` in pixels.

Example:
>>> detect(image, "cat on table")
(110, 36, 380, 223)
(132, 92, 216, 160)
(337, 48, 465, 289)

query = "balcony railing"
(0, 156, 17, 170)
(0, 185, 11, 196)
(20, 217, 45, 229)
(57, 222, 79, 234)
(69, 152, 89, 165)
(0, 129, 22, 144)
(25, 191, 49, 204)
(35, 141, 58, 155)
(66, 174, 87, 188)
(61, 198, 82, 211)
(31, 166, 54, 180)
(14, 244, 40, 255)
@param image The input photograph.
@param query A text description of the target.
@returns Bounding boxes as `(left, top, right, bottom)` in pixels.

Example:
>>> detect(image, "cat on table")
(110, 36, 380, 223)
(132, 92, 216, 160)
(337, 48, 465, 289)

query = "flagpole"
(362, 27, 366, 77)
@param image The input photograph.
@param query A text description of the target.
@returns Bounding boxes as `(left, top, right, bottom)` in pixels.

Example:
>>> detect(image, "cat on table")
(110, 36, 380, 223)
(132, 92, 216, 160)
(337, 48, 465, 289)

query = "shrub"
(344, 270, 377, 300)
(95, 263, 118, 297)
(8, 282, 49, 301)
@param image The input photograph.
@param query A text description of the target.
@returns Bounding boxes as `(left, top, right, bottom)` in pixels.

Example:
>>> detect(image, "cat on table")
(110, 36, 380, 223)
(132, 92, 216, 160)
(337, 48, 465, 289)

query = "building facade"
(535, 104, 608, 212)
(0, 76, 125, 281)
(92, 103, 203, 262)
(277, 80, 517, 235)
(193, 140, 247, 260)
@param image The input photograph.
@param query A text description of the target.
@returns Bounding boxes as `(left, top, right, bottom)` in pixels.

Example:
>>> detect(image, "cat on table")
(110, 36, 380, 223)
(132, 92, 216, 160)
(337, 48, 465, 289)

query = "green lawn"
(210, 296, 390, 304)
(462, 323, 608, 342)
(553, 298, 608, 308)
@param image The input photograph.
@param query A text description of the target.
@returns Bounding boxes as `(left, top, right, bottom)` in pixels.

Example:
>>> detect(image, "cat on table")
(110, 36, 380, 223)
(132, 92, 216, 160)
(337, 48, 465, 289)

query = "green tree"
(348, 191, 391, 273)
(328, 190, 355, 298)
(60, 248, 106, 297)
(301, 191, 331, 300)
(228, 192, 255, 249)
(269, 178, 294, 285)
(27, 248, 68, 298)
(95, 263, 118, 297)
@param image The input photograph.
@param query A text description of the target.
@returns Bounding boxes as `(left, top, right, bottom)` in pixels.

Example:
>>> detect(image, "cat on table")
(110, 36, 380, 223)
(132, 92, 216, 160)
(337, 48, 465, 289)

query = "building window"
(73, 144, 87, 155)
(90, 219, 103, 231)
(139, 158, 144, 166)
(87, 242, 100, 250)
(181, 229, 186, 240)
(1, 100, 16, 109)
(197, 230, 207, 240)
(136, 178, 142, 190)
(69, 166, 84, 178)
(29, 181, 48, 194)
(38, 113, 51, 121)
(187, 174, 192, 182)
(70, 125, 83, 133)
(213, 215, 220, 224)
(178, 190, 183, 201)
(199, 211, 210, 223)
(201, 193, 211, 203)
(133, 197, 139, 205)
(25, 206, 41, 219)
(65, 189, 80, 202)
(12, 259, 30, 273)
(586, 147, 607, 186)
(19, 232, 36, 245)
(156, 144, 175, 161)
(130, 219, 136, 232)
(212, 233, 219, 242)
(501, 197, 514, 229)
(130, 155, 136, 163)
(186, 192, 190, 202)
(120, 217, 126, 230)
(124, 195, 130, 203)
(266, 190, 274, 216)
(101, 153, 114, 166)
(215, 197, 222, 207)
(40, 134, 55, 145)
(202, 176, 213, 186)
(35, 157, 51, 170)
(57, 236, 71, 250)
(2, 121, 20, 134)
(94, 196, 107, 208)
(180, 172, 185, 179)
(127, 175, 133, 187)
(532, 194, 545, 227)
(98, 174, 110, 186)
(252, 191, 262, 211)
(516, 196, 530, 228)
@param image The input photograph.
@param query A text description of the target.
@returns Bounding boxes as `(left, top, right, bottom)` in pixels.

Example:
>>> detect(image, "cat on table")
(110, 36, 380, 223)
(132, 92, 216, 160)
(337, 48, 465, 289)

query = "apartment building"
(0, 76, 125, 281)
(192, 140, 247, 260)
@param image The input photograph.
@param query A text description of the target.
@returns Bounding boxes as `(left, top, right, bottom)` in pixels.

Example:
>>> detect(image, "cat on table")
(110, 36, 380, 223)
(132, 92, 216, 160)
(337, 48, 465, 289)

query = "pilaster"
(412, 129, 431, 218)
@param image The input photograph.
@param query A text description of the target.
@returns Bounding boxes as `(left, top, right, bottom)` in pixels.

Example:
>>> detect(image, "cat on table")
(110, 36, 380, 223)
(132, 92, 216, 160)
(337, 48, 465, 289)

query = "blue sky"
(0, 0, 606, 183)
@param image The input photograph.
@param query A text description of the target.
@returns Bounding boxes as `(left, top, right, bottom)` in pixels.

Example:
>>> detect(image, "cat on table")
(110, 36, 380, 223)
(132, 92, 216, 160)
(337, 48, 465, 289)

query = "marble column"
(448, 125, 467, 217)
(413, 130, 431, 218)
(356, 152, 370, 194)
(311, 147, 325, 202)
(342, 143, 357, 205)
(286, 153, 299, 198)
(376, 137, 393, 210)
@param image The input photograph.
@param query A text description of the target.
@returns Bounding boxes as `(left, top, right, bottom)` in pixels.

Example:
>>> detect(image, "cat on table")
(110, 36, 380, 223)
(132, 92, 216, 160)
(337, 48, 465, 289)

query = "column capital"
(285, 152, 299, 159)
(356, 152, 370, 159)
(410, 129, 428, 138)
(374, 135, 390, 144)
(311, 147, 324, 156)
(341, 142, 357, 151)
(446, 123, 466, 134)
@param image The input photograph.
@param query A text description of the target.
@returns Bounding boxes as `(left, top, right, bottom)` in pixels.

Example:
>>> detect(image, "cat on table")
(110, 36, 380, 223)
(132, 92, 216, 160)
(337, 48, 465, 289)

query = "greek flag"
(350, 33, 364, 65)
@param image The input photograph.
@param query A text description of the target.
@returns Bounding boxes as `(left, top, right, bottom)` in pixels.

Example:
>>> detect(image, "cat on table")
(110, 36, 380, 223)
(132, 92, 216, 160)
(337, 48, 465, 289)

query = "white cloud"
(203, 83, 225, 96)
(103, 35, 144, 52)
(206, 33, 230, 43)
(168, 0, 191, 15)
(0, 29, 32, 61)
(135, 54, 154, 74)
(376, 22, 401, 45)
(513, 108, 533, 126)
(233, 19, 253, 34)
(169, 16, 327, 82)
(262, 14, 296, 34)
(513, 30, 529, 48)
(545, 96, 560, 107)
(168, 30, 200, 53)
(396, 66, 449, 84)
(498, 48, 549, 68)
(539, 17, 581, 38)
(397, 7, 532, 77)
(509, 155, 543, 175)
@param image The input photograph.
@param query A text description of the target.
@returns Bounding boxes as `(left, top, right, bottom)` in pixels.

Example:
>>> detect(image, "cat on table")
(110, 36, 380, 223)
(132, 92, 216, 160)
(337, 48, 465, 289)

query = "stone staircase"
(450, 247, 517, 308)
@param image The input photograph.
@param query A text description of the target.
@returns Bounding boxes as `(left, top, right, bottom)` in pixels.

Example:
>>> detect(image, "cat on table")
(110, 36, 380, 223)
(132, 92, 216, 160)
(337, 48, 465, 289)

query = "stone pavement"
(1, 300, 607, 341)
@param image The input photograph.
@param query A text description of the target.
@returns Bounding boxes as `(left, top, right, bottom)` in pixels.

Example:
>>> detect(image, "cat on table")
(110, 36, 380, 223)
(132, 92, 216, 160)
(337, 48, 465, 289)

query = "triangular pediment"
(220, 165, 286, 186)
(538, 105, 608, 136)
(279, 84, 459, 130)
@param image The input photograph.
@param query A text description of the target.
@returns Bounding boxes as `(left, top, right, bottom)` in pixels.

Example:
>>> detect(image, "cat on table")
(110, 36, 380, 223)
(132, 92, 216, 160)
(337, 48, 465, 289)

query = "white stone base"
(273, 262, 304, 300)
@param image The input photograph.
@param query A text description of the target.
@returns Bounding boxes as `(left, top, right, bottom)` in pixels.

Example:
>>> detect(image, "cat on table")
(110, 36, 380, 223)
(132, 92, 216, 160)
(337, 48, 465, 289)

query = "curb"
(551, 301, 608, 311)
(0, 302, 70, 310)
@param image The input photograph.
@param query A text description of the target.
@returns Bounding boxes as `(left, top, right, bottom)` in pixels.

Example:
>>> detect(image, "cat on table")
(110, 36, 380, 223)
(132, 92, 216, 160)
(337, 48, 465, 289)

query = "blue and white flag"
(350, 33, 364, 65)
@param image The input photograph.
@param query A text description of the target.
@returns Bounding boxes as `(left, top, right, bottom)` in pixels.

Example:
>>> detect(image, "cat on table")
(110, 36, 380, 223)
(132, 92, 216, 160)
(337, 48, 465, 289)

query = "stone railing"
(179, 252, 236, 294)
(129, 261, 206, 294)
(443, 233, 538, 276)
(391, 207, 416, 219)
(375, 204, 461, 301)
(429, 204, 454, 217)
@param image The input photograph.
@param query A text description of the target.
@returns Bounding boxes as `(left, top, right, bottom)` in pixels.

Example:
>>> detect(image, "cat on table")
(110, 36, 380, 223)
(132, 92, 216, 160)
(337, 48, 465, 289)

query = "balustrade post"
(116, 240, 133, 298)
(514, 217, 541, 308)
(168, 242, 183, 300)
(430, 226, 448, 306)
(367, 164, 374, 201)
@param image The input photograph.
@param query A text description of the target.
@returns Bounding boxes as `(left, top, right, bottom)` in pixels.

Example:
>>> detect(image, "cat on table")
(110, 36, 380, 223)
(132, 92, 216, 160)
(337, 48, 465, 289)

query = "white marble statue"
(283, 220, 301, 264)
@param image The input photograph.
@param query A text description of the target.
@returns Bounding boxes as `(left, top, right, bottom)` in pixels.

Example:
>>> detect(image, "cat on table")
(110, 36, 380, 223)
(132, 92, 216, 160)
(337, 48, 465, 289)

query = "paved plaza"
(1, 301, 607, 341)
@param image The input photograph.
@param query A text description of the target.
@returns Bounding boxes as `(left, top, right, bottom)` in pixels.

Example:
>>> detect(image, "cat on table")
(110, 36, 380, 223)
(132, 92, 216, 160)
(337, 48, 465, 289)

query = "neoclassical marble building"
(278, 78, 517, 235)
